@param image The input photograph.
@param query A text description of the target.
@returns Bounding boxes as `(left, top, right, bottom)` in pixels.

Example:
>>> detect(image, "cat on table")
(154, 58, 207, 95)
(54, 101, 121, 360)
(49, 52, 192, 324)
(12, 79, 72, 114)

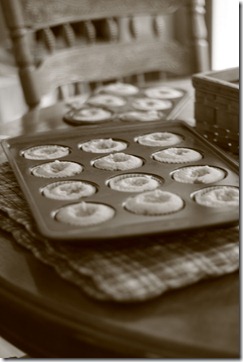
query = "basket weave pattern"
(193, 68, 239, 154)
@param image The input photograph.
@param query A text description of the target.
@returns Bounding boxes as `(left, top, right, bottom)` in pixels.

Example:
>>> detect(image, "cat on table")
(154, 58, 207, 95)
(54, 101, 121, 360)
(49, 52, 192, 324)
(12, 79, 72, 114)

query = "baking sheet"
(1, 121, 239, 242)
(63, 85, 188, 125)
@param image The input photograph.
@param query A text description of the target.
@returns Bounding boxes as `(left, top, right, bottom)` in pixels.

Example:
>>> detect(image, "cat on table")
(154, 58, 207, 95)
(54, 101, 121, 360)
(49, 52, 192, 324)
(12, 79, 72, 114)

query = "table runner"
(0, 162, 239, 302)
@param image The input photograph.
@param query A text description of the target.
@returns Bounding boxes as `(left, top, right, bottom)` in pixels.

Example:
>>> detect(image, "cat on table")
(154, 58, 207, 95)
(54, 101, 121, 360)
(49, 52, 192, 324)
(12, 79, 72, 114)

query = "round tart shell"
(124, 189, 184, 215)
(55, 202, 115, 226)
(31, 160, 83, 178)
(108, 173, 162, 192)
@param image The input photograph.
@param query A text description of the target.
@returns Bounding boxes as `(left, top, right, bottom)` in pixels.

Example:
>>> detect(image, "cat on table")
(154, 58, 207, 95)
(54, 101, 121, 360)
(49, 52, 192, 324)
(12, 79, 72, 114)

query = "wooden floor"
(0, 336, 25, 358)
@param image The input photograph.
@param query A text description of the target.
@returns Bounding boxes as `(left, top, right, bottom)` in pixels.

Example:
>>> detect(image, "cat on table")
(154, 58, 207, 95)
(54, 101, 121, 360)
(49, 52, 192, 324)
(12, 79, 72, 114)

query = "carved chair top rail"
(36, 40, 192, 94)
(2, 0, 188, 30)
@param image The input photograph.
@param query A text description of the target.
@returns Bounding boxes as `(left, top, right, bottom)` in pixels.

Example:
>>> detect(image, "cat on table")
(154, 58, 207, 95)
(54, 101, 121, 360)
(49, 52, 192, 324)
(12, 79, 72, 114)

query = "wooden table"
(0, 79, 239, 358)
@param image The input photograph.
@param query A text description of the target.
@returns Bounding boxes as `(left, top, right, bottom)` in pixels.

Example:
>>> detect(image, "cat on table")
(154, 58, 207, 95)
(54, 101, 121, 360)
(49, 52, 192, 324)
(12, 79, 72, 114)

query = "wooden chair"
(1, 0, 210, 108)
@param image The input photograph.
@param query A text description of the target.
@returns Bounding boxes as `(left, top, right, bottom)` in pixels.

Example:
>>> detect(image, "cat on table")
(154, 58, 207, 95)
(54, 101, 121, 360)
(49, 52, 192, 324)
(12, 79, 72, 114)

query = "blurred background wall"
(211, 0, 239, 70)
(0, 1, 27, 124)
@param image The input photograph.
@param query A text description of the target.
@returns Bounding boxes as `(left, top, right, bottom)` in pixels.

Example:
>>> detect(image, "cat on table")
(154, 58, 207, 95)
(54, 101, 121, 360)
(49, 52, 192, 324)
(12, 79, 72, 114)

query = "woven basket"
(192, 67, 239, 154)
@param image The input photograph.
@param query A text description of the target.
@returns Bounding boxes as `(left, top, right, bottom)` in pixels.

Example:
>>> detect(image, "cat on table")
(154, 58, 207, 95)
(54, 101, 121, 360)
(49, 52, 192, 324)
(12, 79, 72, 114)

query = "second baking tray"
(1, 121, 239, 242)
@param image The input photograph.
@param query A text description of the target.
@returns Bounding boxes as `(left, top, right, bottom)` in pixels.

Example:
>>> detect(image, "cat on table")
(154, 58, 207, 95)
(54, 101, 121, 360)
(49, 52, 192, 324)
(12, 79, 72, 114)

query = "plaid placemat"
(0, 162, 239, 302)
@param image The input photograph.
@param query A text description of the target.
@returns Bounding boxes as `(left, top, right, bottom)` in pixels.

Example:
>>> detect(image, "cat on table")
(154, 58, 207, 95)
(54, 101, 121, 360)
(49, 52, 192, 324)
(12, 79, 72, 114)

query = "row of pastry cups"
(36, 168, 230, 202)
(64, 106, 168, 123)
(67, 83, 184, 110)
(20, 133, 195, 161)
(21, 136, 186, 160)
(85, 94, 174, 110)
(95, 82, 184, 99)
(51, 185, 239, 228)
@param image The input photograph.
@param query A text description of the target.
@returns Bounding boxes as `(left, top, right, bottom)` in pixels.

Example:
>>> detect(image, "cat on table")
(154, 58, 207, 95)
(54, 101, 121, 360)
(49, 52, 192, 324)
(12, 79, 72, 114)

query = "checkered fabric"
(0, 162, 239, 302)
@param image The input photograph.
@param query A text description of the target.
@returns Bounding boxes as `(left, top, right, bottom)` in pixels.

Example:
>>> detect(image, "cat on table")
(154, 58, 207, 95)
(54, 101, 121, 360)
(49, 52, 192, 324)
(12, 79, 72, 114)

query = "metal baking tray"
(63, 85, 188, 125)
(1, 121, 239, 242)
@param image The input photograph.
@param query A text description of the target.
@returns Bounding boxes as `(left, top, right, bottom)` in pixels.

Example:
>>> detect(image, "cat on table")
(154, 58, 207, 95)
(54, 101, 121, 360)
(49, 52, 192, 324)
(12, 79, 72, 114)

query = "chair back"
(1, 0, 210, 107)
